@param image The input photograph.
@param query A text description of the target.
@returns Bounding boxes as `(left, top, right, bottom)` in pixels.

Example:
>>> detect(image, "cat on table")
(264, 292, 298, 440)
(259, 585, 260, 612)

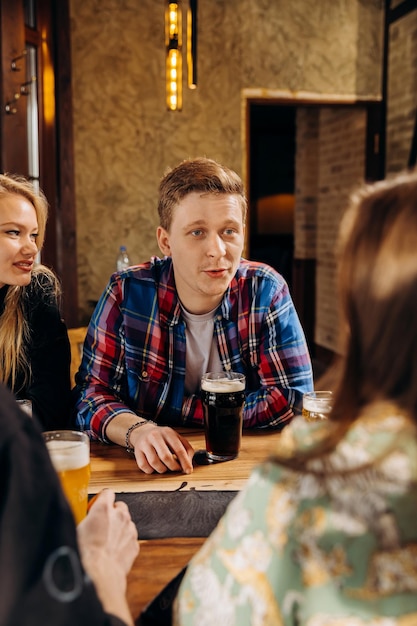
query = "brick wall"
(294, 108, 319, 261)
(293, 7, 417, 354)
(386, 9, 417, 174)
(295, 106, 367, 353)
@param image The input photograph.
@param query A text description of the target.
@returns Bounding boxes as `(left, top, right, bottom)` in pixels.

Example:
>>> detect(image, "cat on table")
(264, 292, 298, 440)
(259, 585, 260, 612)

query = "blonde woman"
(0, 174, 71, 429)
(173, 170, 417, 624)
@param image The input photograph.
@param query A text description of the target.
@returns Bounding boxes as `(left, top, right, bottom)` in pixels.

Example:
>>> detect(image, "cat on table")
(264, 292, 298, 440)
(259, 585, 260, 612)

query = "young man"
(74, 158, 313, 474)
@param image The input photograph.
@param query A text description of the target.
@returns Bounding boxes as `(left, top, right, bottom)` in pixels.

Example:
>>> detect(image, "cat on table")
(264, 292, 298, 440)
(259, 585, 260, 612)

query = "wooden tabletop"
(89, 427, 280, 617)
(89, 427, 280, 494)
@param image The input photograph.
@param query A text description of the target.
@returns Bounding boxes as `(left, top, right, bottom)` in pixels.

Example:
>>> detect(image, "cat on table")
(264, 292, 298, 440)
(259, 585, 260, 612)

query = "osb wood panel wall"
(69, 0, 383, 323)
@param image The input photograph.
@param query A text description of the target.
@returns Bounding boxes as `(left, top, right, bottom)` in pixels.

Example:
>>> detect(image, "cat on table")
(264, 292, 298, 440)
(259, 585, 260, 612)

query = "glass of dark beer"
(201, 372, 246, 462)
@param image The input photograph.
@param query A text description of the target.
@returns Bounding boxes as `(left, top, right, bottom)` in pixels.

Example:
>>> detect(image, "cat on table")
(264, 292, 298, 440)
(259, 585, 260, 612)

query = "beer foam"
(46, 439, 89, 471)
(201, 377, 245, 393)
(303, 398, 332, 413)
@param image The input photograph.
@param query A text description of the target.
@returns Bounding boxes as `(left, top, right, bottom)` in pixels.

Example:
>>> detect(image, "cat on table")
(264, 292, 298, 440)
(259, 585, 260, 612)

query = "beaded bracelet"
(125, 420, 157, 453)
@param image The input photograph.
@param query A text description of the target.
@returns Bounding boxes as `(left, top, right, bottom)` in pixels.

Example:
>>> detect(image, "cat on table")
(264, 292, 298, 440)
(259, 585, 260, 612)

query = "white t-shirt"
(180, 305, 223, 395)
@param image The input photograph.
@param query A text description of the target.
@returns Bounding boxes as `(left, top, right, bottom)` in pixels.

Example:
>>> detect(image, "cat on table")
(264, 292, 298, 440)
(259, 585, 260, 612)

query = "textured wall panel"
(69, 0, 383, 321)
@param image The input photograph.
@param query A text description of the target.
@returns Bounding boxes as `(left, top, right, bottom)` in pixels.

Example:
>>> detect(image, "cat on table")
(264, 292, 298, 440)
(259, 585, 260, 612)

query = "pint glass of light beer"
(43, 430, 91, 524)
(302, 391, 333, 421)
(201, 372, 246, 462)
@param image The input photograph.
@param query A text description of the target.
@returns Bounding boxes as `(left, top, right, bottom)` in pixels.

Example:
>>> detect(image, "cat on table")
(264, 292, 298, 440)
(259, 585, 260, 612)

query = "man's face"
(157, 192, 245, 314)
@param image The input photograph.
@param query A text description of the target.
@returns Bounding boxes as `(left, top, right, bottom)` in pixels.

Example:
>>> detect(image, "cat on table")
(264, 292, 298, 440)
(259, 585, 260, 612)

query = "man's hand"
(130, 422, 194, 474)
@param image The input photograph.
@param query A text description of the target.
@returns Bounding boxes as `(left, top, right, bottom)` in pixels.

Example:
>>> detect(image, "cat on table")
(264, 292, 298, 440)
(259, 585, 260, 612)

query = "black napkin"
(113, 488, 237, 539)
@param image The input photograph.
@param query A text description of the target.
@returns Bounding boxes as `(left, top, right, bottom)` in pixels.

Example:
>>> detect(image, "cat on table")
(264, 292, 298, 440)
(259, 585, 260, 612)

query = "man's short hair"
(157, 157, 247, 230)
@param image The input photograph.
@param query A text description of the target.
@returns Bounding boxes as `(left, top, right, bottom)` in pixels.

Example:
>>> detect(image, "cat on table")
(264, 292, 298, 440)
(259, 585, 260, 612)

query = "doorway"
(248, 103, 296, 290)
(245, 93, 383, 359)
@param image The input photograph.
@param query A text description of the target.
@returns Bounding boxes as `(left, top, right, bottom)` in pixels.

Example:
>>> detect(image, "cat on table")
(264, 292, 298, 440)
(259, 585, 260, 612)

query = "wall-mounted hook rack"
(20, 76, 36, 96)
(5, 93, 21, 114)
(11, 50, 27, 71)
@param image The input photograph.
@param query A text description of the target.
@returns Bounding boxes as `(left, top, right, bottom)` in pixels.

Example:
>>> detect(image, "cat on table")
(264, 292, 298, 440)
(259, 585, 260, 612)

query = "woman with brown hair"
(0, 174, 71, 429)
(173, 170, 417, 625)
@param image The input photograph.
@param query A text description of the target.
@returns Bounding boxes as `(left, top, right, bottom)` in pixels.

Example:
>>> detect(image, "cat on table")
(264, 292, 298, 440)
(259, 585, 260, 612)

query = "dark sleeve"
(24, 273, 72, 430)
(107, 617, 131, 626)
(0, 384, 129, 626)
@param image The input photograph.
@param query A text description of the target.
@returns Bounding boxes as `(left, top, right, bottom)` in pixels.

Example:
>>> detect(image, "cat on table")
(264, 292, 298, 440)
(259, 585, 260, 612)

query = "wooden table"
(89, 428, 280, 618)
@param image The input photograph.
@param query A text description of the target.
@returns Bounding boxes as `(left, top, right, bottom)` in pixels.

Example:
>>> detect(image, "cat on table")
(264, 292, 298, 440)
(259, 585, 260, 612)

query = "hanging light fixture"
(187, 0, 197, 89)
(165, 1, 182, 111)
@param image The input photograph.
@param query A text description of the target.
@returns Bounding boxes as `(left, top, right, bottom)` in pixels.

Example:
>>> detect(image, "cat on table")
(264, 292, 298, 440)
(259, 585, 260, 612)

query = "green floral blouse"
(174, 404, 417, 625)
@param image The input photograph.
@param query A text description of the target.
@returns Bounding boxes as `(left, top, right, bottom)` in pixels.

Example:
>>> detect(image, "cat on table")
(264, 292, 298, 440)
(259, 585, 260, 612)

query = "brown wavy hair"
(274, 169, 417, 467)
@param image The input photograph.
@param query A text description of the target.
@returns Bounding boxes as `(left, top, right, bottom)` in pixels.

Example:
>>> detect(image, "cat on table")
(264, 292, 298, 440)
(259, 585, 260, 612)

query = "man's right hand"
(129, 421, 194, 474)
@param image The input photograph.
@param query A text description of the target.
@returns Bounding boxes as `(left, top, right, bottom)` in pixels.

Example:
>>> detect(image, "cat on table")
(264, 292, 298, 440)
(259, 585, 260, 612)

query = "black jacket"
(0, 383, 127, 626)
(0, 272, 71, 430)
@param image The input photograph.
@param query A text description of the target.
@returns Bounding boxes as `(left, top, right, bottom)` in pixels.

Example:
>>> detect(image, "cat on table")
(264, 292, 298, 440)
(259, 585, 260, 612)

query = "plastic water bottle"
(116, 245, 130, 272)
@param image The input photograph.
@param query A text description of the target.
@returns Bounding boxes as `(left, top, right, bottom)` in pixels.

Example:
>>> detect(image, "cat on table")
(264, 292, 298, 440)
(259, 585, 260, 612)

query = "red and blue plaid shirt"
(74, 257, 313, 441)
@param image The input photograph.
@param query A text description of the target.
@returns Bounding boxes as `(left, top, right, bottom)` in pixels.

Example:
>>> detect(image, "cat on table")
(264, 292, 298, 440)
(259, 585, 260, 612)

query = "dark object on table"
(136, 566, 187, 626)
(113, 488, 237, 539)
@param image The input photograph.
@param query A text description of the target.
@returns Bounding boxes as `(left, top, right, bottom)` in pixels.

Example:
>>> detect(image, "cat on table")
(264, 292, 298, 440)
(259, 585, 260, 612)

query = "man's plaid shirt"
(74, 257, 313, 441)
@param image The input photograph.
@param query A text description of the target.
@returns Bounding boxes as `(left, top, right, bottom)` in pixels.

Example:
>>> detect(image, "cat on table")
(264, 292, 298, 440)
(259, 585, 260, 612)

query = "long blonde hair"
(0, 174, 59, 389)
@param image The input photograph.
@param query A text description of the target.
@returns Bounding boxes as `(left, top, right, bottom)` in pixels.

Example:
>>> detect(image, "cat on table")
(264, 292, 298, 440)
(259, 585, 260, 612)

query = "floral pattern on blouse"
(174, 403, 417, 625)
